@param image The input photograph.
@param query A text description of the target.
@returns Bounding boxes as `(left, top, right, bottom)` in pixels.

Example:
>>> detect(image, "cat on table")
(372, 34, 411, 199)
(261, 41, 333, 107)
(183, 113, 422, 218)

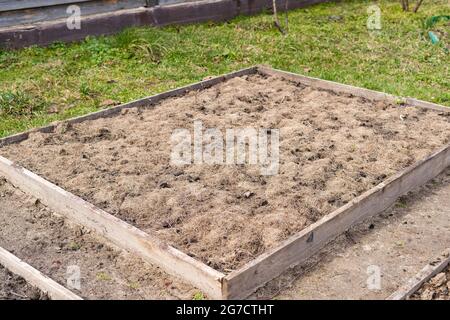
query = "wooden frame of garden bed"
(0, 66, 449, 299)
(0, 246, 82, 300)
(387, 249, 450, 300)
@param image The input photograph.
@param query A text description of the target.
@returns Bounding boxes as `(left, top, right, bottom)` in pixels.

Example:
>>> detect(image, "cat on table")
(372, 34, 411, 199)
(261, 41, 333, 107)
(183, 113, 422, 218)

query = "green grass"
(192, 292, 205, 300)
(0, 0, 448, 137)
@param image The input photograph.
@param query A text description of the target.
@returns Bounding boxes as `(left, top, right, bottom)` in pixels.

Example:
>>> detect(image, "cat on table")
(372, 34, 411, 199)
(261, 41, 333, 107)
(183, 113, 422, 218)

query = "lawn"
(0, 0, 448, 138)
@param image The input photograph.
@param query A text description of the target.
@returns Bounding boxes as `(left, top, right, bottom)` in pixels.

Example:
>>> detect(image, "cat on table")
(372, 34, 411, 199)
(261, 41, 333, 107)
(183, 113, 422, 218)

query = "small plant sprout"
(193, 292, 205, 300)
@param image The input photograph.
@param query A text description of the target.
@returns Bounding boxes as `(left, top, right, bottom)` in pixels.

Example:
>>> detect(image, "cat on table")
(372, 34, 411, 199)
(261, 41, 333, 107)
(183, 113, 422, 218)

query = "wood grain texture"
(388, 249, 450, 300)
(152, 0, 238, 26)
(0, 246, 82, 300)
(0, 0, 149, 28)
(0, 0, 93, 12)
(239, 0, 330, 15)
(405, 98, 450, 113)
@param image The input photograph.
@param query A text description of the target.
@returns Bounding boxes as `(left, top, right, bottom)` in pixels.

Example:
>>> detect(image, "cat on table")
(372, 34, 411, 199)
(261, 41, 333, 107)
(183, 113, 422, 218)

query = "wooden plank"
(63, 66, 257, 124)
(388, 249, 450, 300)
(224, 143, 450, 299)
(158, 0, 199, 5)
(0, 0, 149, 28)
(0, 0, 94, 12)
(0, 246, 82, 300)
(0, 66, 257, 147)
(0, 66, 257, 299)
(0, 155, 225, 299)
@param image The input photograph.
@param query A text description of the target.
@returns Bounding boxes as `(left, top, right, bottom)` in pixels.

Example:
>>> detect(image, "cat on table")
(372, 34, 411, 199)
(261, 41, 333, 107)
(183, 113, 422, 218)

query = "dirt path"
(252, 168, 450, 299)
(0, 177, 196, 300)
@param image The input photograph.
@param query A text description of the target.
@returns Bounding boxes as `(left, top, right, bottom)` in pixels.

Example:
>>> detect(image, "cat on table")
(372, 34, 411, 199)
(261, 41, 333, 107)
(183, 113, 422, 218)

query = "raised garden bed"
(0, 66, 448, 299)
(0, 0, 330, 49)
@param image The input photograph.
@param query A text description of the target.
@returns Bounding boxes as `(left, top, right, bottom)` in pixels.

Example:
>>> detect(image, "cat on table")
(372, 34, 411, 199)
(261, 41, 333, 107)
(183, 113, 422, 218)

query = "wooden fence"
(0, 0, 202, 28)
(0, 0, 330, 48)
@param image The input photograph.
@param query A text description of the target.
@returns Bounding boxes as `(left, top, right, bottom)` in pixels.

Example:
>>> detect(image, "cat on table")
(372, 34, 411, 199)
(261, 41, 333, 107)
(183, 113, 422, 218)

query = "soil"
(410, 265, 450, 300)
(0, 265, 48, 300)
(0, 177, 196, 300)
(1, 73, 449, 273)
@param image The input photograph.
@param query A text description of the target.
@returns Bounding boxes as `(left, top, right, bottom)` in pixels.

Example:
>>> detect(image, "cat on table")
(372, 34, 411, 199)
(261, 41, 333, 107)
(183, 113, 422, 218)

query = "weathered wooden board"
(158, 0, 199, 5)
(388, 249, 450, 300)
(0, 66, 257, 299)
(0, 246, 82, 300)
(0, 0, 93, 12)
(239, 0, 329, 15)
(0, 0, 332, 49)
(0, 7, 154, 49)
(224, 142, 450, 299)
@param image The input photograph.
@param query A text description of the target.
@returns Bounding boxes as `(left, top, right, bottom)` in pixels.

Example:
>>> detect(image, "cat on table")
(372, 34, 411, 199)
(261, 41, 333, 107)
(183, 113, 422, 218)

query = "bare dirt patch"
(1, 74, 449, 272)
(0, 177, 196, 299)
(0, 265, 48, 300)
